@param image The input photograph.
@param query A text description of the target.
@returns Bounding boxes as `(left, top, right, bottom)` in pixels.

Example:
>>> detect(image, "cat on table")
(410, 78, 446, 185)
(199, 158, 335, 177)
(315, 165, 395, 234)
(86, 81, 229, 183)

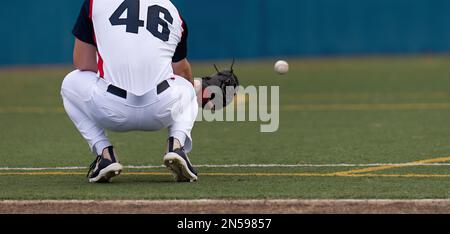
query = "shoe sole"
(88, 163, 123, 183)
(163, 153, 197, 182)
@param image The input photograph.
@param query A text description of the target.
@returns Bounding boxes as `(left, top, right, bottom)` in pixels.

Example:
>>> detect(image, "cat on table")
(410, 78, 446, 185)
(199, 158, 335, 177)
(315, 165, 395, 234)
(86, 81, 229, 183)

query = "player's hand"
(200, 61, 240, 110)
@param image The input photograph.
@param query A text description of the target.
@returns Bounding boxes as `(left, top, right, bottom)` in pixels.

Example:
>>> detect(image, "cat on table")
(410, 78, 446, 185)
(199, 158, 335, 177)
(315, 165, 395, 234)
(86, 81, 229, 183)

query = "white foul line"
(0, 163, 449, 171)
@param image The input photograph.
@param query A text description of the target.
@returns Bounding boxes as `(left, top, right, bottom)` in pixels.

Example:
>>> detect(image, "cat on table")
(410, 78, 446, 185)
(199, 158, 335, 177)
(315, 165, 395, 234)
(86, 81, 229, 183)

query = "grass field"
(1, 56, 450, 201)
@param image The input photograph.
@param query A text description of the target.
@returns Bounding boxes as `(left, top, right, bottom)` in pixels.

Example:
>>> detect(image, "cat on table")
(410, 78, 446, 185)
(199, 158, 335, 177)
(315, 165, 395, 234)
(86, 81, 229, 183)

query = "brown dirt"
(1, 199, 450, 214)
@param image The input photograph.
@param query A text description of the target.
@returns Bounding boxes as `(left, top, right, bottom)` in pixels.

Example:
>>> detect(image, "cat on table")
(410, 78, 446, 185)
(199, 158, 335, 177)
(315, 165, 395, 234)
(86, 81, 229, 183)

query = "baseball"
(274, 60, 289, 75)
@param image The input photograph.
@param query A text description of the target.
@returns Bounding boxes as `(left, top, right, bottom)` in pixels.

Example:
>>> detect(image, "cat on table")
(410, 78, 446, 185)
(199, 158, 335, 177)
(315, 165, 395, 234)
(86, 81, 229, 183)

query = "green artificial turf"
(1, 56, 450, 199)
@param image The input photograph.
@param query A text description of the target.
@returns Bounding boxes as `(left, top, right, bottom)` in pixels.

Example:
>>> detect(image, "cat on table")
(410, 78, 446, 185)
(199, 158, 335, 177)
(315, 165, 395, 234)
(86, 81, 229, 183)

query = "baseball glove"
(201, 61, 240, 110)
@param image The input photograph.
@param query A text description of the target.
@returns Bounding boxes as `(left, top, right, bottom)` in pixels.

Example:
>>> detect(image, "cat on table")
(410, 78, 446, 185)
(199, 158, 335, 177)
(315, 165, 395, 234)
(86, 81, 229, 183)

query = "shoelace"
(86, 156, 102, 178)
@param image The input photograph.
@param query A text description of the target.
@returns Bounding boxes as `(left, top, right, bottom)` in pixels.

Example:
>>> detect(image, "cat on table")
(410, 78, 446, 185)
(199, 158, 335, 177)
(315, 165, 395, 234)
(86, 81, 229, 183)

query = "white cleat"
(163, 149, 198, 182)
(87, 156, 123, 183)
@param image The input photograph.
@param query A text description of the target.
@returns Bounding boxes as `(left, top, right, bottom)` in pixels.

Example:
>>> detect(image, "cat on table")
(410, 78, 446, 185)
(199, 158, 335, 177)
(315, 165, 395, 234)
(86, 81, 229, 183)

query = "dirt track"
(1, 199, 450, 214)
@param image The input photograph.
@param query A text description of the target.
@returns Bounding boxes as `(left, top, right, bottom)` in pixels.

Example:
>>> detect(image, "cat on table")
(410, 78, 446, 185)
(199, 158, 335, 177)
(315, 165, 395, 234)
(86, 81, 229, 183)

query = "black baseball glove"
(201, 61, 240, 110)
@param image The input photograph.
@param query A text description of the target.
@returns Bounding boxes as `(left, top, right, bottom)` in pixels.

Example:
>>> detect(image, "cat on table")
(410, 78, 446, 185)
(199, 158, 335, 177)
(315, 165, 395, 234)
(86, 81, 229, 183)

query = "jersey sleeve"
(72, 0, 96, 47)
(172, 18, 188, 63)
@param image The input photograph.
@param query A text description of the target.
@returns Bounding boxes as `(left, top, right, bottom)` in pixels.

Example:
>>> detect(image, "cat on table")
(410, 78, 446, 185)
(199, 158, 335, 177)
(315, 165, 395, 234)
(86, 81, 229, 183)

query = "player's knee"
(61, 70, 81, 93)
(61, 70, 97, 98)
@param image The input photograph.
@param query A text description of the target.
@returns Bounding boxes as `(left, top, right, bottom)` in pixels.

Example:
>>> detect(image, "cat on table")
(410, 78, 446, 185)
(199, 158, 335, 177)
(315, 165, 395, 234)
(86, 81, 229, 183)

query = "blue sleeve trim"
(172, 18, 188, 62)
(72, 0, 96, 46)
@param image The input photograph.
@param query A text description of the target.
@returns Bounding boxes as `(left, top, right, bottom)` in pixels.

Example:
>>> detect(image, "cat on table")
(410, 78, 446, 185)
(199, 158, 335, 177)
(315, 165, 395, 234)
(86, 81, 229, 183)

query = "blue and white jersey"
(73, 0, 188, 95)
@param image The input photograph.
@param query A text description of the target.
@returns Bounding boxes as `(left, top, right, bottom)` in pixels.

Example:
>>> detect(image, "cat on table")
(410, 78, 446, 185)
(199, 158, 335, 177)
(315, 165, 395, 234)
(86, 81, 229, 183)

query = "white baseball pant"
(60, 70, 198, 155)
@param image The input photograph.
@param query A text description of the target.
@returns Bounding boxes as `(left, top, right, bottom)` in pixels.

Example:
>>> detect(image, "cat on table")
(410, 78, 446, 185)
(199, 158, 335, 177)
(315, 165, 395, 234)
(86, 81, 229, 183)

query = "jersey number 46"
(110, 0, 173, 42)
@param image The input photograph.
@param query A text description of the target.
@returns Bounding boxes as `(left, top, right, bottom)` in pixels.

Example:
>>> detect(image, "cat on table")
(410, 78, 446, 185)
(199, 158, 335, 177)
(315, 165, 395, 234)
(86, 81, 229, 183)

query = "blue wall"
(0, 1, 81, 65)
(1, 0, 450, 65)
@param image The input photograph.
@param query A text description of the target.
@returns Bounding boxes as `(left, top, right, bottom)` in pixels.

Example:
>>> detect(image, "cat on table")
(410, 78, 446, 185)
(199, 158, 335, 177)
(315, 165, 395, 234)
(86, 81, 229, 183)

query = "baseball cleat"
(163, 149, 198, 182)
(87, 156, 123, 183)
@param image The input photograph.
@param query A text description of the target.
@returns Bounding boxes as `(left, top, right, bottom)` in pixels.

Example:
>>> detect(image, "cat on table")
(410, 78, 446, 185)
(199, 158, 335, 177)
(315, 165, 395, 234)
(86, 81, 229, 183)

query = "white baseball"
(274, 60, 289, 75)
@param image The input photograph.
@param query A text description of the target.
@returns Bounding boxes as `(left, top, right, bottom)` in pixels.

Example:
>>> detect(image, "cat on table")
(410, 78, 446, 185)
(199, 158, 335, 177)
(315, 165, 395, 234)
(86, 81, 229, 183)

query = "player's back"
(91, 0, 185, 95)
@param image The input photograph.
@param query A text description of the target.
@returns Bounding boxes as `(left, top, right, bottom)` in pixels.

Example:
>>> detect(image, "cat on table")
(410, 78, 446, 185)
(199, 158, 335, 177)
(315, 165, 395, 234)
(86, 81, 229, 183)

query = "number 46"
(109, 0, 173, 42)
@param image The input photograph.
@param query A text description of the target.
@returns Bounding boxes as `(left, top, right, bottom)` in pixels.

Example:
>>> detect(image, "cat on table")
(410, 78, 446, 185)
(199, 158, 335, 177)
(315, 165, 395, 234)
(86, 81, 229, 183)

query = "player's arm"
(72, 0, 97, 72)
(172, 58, 193, 84)
(73, 38, 98, 72)
(172, 18, 192, 84)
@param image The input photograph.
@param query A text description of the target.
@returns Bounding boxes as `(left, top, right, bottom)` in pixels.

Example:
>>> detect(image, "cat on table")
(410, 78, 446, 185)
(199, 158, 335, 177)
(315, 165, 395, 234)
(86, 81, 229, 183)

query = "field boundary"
(2, 162, 450, 171)
(333, 156, 450, 175)
(2, 171, 450, 178)
(284, 103, 450, 111)
(1, 199, 450, 214)
(2, 157, 450, 178)
(4, 102, 450, 114)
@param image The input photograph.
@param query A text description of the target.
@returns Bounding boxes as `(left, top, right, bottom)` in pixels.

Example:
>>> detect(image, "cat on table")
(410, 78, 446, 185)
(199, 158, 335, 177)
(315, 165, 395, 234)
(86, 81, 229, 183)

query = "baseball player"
(62, 0, 239, 183)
